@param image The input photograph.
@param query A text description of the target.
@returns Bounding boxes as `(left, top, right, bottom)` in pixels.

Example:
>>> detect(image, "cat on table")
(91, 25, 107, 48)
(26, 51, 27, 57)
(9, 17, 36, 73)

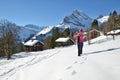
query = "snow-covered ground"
(0, 35, 120, 80)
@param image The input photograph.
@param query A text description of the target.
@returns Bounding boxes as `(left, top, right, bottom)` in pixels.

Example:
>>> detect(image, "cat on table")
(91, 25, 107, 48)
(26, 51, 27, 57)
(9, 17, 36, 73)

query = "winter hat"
(79, 29, 83, 32)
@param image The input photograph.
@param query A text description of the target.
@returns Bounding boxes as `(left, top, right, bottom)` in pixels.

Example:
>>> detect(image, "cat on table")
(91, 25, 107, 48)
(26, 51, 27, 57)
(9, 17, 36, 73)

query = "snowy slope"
(35, 26, 53, 36)
(31, 26, 53, 40)
(0, 35, 120, 80)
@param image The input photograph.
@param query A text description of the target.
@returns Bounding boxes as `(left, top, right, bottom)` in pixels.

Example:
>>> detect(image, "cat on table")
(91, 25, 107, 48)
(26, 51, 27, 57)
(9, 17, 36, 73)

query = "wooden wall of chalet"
(89, 30, 100, 39)
(56, 39, 74, 47)
(25, 42, 43, 51)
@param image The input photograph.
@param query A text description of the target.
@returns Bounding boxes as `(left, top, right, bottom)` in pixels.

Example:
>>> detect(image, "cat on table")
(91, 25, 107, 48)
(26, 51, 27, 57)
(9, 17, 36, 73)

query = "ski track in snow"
(0, 49, 61, 80)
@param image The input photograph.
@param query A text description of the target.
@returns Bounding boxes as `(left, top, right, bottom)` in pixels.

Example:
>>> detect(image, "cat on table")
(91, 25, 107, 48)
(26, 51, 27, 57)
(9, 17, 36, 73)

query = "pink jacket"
(73, 32, 84, 43)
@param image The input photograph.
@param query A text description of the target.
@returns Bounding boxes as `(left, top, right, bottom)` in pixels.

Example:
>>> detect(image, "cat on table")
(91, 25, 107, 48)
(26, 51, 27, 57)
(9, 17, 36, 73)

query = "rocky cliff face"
(56, 10, 93, 30)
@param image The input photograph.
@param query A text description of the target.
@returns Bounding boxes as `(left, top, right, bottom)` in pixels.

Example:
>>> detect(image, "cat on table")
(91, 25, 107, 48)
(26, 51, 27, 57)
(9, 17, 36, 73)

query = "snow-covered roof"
(55, 37, 73, 42)
(24, 39, 44, 46)
(107, 29, 120, 34)
(89, 29, 101, 33)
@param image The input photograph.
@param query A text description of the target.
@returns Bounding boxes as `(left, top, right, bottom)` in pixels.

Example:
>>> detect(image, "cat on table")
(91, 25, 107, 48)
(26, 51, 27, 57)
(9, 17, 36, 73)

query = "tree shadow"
(83, 47, 120, 55)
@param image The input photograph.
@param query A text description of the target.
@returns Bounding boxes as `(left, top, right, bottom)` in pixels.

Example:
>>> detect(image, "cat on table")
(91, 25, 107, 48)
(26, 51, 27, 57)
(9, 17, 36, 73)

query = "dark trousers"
(77, 43, 83, 56)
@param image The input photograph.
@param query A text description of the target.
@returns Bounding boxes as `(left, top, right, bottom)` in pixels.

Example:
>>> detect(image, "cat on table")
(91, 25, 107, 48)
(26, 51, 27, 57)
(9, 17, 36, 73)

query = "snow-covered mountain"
(32, 26, 54, 40)
(24, 24, 43, 32)
(30, 10, 94, 40)
(18, 24, 44, 41)
(56, 10, 93, 30)
(97, 16, 109, 23)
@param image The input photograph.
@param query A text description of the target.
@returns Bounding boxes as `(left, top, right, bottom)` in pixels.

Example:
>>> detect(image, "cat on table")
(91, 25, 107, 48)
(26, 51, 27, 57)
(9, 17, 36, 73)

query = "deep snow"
(0, 35, 120, 80)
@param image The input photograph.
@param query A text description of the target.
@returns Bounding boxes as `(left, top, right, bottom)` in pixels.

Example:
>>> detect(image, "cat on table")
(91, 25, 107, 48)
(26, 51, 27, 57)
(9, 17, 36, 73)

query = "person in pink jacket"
(73, 29, 84, 56)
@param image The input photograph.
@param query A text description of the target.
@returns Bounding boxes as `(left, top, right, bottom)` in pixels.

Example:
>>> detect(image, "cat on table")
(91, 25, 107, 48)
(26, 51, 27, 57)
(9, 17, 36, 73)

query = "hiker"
(73, 29, 84, 56)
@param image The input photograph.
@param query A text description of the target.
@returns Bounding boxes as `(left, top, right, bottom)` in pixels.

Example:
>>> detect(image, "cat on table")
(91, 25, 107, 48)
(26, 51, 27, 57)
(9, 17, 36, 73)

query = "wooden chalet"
(83, 29, 103, 41)
(24, 39, 44, 51)
(55, 37, 74, 47)
(89, 29, 101, 39)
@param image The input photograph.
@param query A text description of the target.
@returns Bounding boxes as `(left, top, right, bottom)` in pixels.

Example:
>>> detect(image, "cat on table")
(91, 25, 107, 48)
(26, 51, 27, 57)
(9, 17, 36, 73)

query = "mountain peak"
(57, 10, 93, 30)
(72, 10, 82, 15)
(72, 10, 92, 20)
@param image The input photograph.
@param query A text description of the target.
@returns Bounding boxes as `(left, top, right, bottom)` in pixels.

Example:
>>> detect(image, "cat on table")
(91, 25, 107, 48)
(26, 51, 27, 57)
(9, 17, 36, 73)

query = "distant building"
(55, 37, 75, 47)
(85, 29, 103, 40)
(24, 39, 44, 51)
(84, 29, 103, 41)
(89, 29, 102, 39)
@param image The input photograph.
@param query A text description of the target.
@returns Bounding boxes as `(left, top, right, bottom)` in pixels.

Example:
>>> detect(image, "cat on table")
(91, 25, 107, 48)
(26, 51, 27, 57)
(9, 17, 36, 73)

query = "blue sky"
(0, 0, 120, 26)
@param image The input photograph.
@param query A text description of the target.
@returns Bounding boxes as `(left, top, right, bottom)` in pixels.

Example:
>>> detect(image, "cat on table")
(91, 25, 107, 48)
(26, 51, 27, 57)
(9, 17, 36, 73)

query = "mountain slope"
(0, 35, 120, 80)
(18, 24, 44, 41)
(97, 16, 109, 23)
(31, 26, 53, 40)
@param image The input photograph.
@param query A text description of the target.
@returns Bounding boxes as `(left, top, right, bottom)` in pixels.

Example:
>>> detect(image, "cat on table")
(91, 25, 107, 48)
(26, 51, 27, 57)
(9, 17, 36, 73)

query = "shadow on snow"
(83, 47, 120, 55)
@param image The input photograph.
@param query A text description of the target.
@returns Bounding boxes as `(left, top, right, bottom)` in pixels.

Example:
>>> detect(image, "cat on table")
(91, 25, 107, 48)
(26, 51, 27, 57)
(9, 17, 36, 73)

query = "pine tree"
(107, 10, 119, 31)
(53, 27, 60, 39)
(113, 10, 117, 16)
(62, 28, 70, 37)
(107, 10, 120, 40)
(50, 36, 56, 48)
(91, 19, 99, 30)
(49, 27, 60, 48)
